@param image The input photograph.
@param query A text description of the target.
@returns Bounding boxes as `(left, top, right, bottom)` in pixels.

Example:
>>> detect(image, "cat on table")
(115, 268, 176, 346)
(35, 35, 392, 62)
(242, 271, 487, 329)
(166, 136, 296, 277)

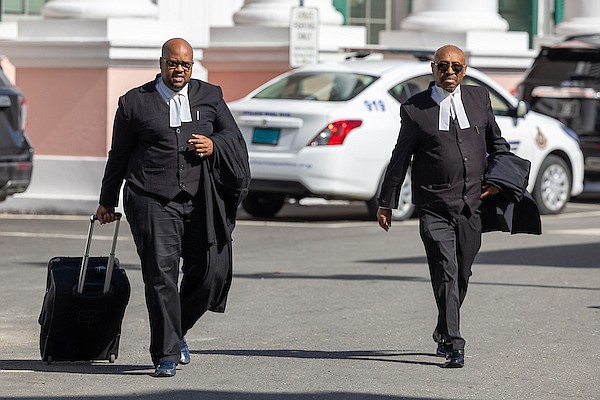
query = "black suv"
(518, 34, 600, 181)
(0, 63, 33, 202)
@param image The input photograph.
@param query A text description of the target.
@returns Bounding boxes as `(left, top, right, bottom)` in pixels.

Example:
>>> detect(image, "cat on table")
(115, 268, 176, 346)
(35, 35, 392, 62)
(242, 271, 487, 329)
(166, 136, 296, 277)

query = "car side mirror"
(515, 100, 529, 118)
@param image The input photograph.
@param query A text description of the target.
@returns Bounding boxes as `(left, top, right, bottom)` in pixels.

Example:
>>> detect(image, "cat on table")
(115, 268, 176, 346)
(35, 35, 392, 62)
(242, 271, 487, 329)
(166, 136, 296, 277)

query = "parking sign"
(289, 7, 319, 68)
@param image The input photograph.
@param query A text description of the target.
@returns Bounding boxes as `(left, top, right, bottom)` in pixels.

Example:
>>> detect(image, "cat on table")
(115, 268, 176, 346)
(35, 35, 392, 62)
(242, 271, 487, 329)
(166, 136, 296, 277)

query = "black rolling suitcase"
(39, 214, 130, 364)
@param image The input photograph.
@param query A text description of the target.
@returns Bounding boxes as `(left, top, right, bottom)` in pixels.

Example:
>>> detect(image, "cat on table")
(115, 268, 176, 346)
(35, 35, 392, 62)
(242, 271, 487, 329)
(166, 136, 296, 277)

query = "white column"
(400, 0, 508, 32)
(233, 0, 343, 26)
(42, 0, 157, 19)
(556, 0, 600, 35)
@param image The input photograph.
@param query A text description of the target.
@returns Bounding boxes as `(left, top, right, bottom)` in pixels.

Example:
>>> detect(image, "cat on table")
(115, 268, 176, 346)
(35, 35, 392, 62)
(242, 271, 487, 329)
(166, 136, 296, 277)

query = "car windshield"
(253, 71, 378, 101)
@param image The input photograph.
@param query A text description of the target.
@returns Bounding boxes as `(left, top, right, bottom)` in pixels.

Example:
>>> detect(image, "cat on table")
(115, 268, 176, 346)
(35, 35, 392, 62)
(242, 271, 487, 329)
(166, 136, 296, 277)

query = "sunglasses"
(432, 62, 465, 74)
(162, 58, 194, 71)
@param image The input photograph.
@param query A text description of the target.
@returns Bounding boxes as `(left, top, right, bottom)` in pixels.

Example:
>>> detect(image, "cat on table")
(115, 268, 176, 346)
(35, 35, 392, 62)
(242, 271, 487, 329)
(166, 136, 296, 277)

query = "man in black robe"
(377, 45, 510, 368)
(96, 38, 250, 377)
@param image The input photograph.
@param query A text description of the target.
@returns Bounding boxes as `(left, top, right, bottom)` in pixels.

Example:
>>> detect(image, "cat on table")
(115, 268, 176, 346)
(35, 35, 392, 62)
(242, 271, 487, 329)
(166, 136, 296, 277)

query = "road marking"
(237, 220, 419, 228)
(551, 210, 600, 219)
(0, 370, 36, 373)
(0, 232, 130, 241)
(0, 214, 91, 220)
(546, 228, 600, 236)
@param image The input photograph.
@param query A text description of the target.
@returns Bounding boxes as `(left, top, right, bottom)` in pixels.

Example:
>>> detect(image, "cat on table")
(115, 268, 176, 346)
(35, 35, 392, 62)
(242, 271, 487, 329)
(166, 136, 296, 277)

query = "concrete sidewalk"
(0, 208, 598, 399)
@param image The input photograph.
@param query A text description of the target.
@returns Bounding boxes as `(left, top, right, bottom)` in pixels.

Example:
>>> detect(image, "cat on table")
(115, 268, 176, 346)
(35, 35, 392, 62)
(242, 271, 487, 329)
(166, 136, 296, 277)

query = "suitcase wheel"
(109, 354, 116, 363)
(46, 356, 52, 365)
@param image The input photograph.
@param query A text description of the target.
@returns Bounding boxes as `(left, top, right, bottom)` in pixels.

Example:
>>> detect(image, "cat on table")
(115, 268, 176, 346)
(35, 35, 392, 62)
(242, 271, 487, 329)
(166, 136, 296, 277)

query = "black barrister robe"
(185, 128, 251, 318)
(480, 152, 541, 235)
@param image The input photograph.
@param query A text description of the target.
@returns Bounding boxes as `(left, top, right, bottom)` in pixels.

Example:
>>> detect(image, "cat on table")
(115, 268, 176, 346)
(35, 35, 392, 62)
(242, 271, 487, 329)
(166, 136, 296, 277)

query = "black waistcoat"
(100, 78, 226, 205)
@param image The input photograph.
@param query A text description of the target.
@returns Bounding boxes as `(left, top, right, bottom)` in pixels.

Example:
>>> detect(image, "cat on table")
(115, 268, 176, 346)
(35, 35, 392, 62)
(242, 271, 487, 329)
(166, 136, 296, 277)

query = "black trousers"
(418, 208, 482, 350)
(124, 184, 209, 365)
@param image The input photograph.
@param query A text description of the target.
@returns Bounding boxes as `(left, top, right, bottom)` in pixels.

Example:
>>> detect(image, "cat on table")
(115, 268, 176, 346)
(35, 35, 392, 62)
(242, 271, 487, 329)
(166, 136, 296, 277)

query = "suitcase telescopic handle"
(77, 213, 122, 294)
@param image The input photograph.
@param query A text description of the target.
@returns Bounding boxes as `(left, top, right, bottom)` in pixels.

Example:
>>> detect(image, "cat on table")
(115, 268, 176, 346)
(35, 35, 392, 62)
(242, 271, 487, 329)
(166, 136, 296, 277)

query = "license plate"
(253, 128, 280, 145)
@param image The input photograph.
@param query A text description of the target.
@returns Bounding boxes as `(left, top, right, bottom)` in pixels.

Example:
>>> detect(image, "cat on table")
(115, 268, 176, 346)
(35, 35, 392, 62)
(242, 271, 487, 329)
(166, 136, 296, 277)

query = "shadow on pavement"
(237, 202, 375, 222)
(235, 272, 428, 283)
(361, 242, 600, 269)
(0, 359, 151, 376)
(0, 390, 442, 400)
(235, 270, 598, 292)
(195, 349, 441, 367)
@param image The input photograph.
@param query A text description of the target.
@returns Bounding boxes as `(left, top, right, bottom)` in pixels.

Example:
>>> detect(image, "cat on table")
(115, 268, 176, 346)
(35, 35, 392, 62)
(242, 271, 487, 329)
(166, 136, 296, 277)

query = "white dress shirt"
(156, 77, 192, 127)
(431, 84, 470, 131)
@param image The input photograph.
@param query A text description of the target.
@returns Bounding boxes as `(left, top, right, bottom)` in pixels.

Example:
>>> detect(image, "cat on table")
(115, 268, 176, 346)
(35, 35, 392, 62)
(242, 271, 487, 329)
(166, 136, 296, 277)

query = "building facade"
(0, 0, 599, 213)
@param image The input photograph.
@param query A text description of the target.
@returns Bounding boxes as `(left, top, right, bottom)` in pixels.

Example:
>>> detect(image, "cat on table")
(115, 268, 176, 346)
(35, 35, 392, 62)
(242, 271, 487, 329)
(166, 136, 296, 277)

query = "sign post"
(289, 6, 319, 68)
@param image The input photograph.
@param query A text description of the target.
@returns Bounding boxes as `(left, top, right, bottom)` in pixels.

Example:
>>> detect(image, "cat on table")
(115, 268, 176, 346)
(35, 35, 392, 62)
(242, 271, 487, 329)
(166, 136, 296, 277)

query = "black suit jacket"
(378, 83, 511, 218)
(98, 76, 250, 313)
(100, 76, 244, 207)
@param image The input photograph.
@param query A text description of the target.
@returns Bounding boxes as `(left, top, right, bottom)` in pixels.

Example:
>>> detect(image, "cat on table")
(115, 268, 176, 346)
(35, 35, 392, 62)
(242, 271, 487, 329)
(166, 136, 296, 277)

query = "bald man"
(377, 45, 510, 368)
(97, 38, 250, 377)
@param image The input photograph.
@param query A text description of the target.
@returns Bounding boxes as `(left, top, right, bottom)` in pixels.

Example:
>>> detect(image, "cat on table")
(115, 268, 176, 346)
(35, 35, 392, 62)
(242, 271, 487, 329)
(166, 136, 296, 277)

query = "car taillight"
(18, 95, 27, 131)
(308, 120, 362, 146)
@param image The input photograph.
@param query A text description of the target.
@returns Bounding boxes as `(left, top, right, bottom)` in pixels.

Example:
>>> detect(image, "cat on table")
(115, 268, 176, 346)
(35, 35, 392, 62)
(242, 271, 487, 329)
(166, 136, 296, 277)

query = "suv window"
(253, 72, 377, 101)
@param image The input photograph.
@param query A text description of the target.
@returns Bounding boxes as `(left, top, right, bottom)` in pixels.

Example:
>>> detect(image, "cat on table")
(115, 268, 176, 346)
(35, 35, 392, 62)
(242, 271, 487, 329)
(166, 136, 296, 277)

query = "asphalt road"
(0, 197, 598, 399)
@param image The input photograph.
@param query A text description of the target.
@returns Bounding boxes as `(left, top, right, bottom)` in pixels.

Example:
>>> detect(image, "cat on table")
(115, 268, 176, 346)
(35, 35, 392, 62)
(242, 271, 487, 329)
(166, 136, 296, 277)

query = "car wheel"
(367, 168, 415, 221)
(242, 192, 286, 218)
(532, 155, 572, 215)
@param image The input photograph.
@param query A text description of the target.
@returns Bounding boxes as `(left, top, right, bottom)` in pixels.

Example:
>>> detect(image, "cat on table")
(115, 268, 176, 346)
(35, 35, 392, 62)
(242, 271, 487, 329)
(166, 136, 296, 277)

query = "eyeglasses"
(432, 62, 465, 74)
(162, 58, 194, 71)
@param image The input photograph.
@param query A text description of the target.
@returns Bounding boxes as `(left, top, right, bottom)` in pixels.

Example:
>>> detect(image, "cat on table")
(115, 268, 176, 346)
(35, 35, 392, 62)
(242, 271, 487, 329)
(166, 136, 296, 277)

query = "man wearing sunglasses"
(377, 45, 511, 368)
(96, 38, 250, 377)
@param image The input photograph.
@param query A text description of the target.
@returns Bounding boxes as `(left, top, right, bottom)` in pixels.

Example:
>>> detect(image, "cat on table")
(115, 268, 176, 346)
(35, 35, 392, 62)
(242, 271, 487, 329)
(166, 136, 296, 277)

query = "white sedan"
(229, 59, 584, 219)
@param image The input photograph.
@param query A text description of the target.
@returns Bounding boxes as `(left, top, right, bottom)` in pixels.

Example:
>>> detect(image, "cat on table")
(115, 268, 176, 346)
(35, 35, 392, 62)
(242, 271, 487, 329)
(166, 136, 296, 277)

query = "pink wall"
(107, 68, 158, 152)
(15, 67, 158, 157)
(16, 68, 108, 157)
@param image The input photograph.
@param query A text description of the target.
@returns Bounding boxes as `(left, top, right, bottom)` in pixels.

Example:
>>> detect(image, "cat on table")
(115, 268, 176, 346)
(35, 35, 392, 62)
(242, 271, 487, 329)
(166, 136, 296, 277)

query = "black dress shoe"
(436, 341, 452, 357)
(153, 361, 177, 377)
(180, 338, 190, 365)
(442, 349, 464, 368)
(434, 332, 451, 357)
